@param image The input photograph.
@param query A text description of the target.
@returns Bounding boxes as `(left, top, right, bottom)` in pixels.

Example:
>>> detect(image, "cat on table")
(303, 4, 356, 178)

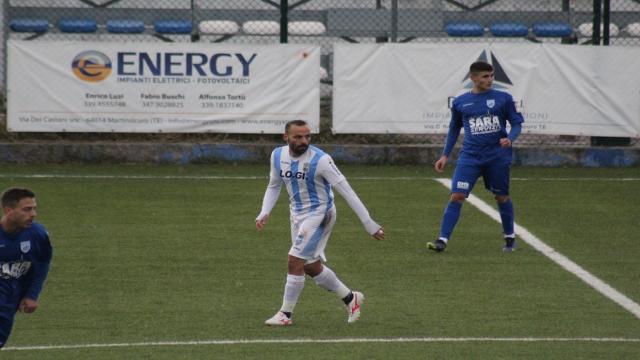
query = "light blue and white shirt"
(258, 145, 380, 235)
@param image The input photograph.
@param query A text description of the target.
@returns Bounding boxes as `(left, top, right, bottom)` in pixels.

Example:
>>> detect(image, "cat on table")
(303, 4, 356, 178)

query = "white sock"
(280, 274, 305, 314)
(312, 266, 351, 299)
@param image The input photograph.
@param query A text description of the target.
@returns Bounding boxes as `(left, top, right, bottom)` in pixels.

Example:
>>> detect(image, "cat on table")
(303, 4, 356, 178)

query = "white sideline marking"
(0, 174, 266, 180)
(435, 178, 640, 320)
(3, 337, 639, 351)
(0, 174, 638, 181)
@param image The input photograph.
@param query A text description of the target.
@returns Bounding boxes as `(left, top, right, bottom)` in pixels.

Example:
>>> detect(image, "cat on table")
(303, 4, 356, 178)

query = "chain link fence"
(2, 0, 639, 146)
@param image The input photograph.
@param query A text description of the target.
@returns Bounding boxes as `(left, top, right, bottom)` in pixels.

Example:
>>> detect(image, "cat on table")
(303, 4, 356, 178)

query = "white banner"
(8, 41, 320, 133)
(334, 43, 640, 137)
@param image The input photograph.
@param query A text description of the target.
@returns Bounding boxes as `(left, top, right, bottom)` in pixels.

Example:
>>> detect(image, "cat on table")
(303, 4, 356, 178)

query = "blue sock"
(439, 201, 463, 240)
(498, 199, 515, 237)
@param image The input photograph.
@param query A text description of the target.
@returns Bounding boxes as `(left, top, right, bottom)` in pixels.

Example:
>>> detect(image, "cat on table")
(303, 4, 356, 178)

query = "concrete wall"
(0, 142, 638, 166)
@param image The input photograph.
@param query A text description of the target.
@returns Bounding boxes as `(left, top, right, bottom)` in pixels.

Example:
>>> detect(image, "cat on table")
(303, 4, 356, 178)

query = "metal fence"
(3, 0, 640, 146)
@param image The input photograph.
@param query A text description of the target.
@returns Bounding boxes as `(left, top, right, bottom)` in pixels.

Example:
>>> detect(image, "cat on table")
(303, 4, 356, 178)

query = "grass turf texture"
(0, 164, 638, 359)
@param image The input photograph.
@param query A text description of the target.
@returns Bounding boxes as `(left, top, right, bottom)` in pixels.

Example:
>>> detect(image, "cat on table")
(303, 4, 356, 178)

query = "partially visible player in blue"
(0, 187, 52, 348)
(428, 61, 524, 253)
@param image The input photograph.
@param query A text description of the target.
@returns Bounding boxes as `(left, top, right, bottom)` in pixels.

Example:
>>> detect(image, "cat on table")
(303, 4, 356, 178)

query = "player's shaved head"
(285, 120, 308, 134)
(1, 188, 35, 209)
(470, 61, 493, 74)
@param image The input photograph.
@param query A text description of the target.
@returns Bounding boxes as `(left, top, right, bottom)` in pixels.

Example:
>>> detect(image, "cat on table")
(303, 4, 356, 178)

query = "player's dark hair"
(469, 61, 494, 74)
(285, 119, 308, 134)
(1, 187, 35, 209)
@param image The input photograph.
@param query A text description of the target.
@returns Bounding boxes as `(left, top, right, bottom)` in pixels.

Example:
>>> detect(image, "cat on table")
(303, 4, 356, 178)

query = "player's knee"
(304, 261, 323, 277)
(495, 194, 510, 203)
(287, 255, 305, 275)
(450, 192, 466, 203)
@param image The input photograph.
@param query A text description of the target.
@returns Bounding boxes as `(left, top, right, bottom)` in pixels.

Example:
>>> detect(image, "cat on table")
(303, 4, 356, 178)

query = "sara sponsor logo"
(456, 181, 469, 190)
(469, 115, 500, 135)
(71, 50, 112, 82)
(0, 261, 32, 280)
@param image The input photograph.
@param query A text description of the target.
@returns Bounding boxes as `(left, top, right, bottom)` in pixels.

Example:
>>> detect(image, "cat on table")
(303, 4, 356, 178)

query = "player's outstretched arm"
(333, 180, 383, 238)
(256, 184, 279, 232)
(256, 153, 282, 232)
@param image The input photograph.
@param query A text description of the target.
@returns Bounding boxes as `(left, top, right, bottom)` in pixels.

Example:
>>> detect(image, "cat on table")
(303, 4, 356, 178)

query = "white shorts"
(288, 206, 336, 264)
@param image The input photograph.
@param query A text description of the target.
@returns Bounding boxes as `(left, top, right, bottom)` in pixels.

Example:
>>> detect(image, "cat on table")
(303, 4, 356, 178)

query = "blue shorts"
(451, 161, 511, 196)
(0, 306, 16, 348)
(0, 285, 22, 348)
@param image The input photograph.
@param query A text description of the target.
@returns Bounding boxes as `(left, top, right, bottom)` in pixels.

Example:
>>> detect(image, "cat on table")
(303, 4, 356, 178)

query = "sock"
(497, 199, 515, 237)
(342, 292, 354, 305)
(312, 266, 351, 300)
(279, 274, 305, 314)
(439, 201, 463, 241)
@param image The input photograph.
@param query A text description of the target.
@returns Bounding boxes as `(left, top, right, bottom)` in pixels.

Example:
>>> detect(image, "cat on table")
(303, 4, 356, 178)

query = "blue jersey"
(444, 89, 524, 165)
(0, 222, 52, 305)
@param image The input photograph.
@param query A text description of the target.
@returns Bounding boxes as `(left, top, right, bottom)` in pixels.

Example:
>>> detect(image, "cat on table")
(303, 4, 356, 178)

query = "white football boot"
(265, 311, 292, 326)
(347, 291, 365, 323)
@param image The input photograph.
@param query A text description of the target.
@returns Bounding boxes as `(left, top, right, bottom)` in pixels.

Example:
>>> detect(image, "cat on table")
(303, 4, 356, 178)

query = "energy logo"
(71, 51, 112, 82)
(462, 50, 513, 90)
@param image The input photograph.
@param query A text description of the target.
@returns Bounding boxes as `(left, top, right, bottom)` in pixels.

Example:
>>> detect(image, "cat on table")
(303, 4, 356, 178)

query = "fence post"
(2, 0, 9, 91)
(590, 0, 629, 146)
(592, 0, 601, 45)
(602, 0, 610, 45)
(561, 0, 577, 44)
(190, 0, 200, 42)
(390, 0, 398, 43)
(280, 0, 289, 43)
(375, 0, 388, 43)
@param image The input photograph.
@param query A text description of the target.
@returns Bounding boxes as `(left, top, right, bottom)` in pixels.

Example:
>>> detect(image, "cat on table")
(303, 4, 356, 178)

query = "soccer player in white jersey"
(256, 120, 385, 326)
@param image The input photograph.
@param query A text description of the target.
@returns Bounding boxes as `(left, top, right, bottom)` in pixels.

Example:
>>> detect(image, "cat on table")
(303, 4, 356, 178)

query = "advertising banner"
(8, 41, 320, 133)
(333, 43, 640, 137)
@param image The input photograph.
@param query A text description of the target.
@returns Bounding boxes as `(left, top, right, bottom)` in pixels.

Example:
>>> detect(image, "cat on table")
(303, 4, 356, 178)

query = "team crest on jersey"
(486, 99, 495, 109)
(303, 162, 310, 173)
(20, 240, 30, 253)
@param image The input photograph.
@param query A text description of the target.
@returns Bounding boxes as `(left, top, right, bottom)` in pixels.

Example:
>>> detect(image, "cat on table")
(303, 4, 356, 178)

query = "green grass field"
(0, 164, 639, 359)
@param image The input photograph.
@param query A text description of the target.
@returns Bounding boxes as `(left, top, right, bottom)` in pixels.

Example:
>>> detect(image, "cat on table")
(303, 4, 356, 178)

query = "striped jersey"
(269, 145, 345, 216)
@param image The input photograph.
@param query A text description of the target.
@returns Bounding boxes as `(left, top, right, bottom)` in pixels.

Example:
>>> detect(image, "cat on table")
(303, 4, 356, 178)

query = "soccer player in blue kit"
(428, 61, 524, 253)
(0, 188, 52, 348)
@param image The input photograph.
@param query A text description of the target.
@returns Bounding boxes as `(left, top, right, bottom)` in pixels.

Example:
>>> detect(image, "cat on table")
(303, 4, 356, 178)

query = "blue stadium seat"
(154, 20, 192, 34)
(10, 18, 49, 33)
(59, 18, 98, 33)
(490, 22, 529, 37)
(532, 22, 572, 37)
(445, 22, 484, 37)
(107, 19, 145, 34)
